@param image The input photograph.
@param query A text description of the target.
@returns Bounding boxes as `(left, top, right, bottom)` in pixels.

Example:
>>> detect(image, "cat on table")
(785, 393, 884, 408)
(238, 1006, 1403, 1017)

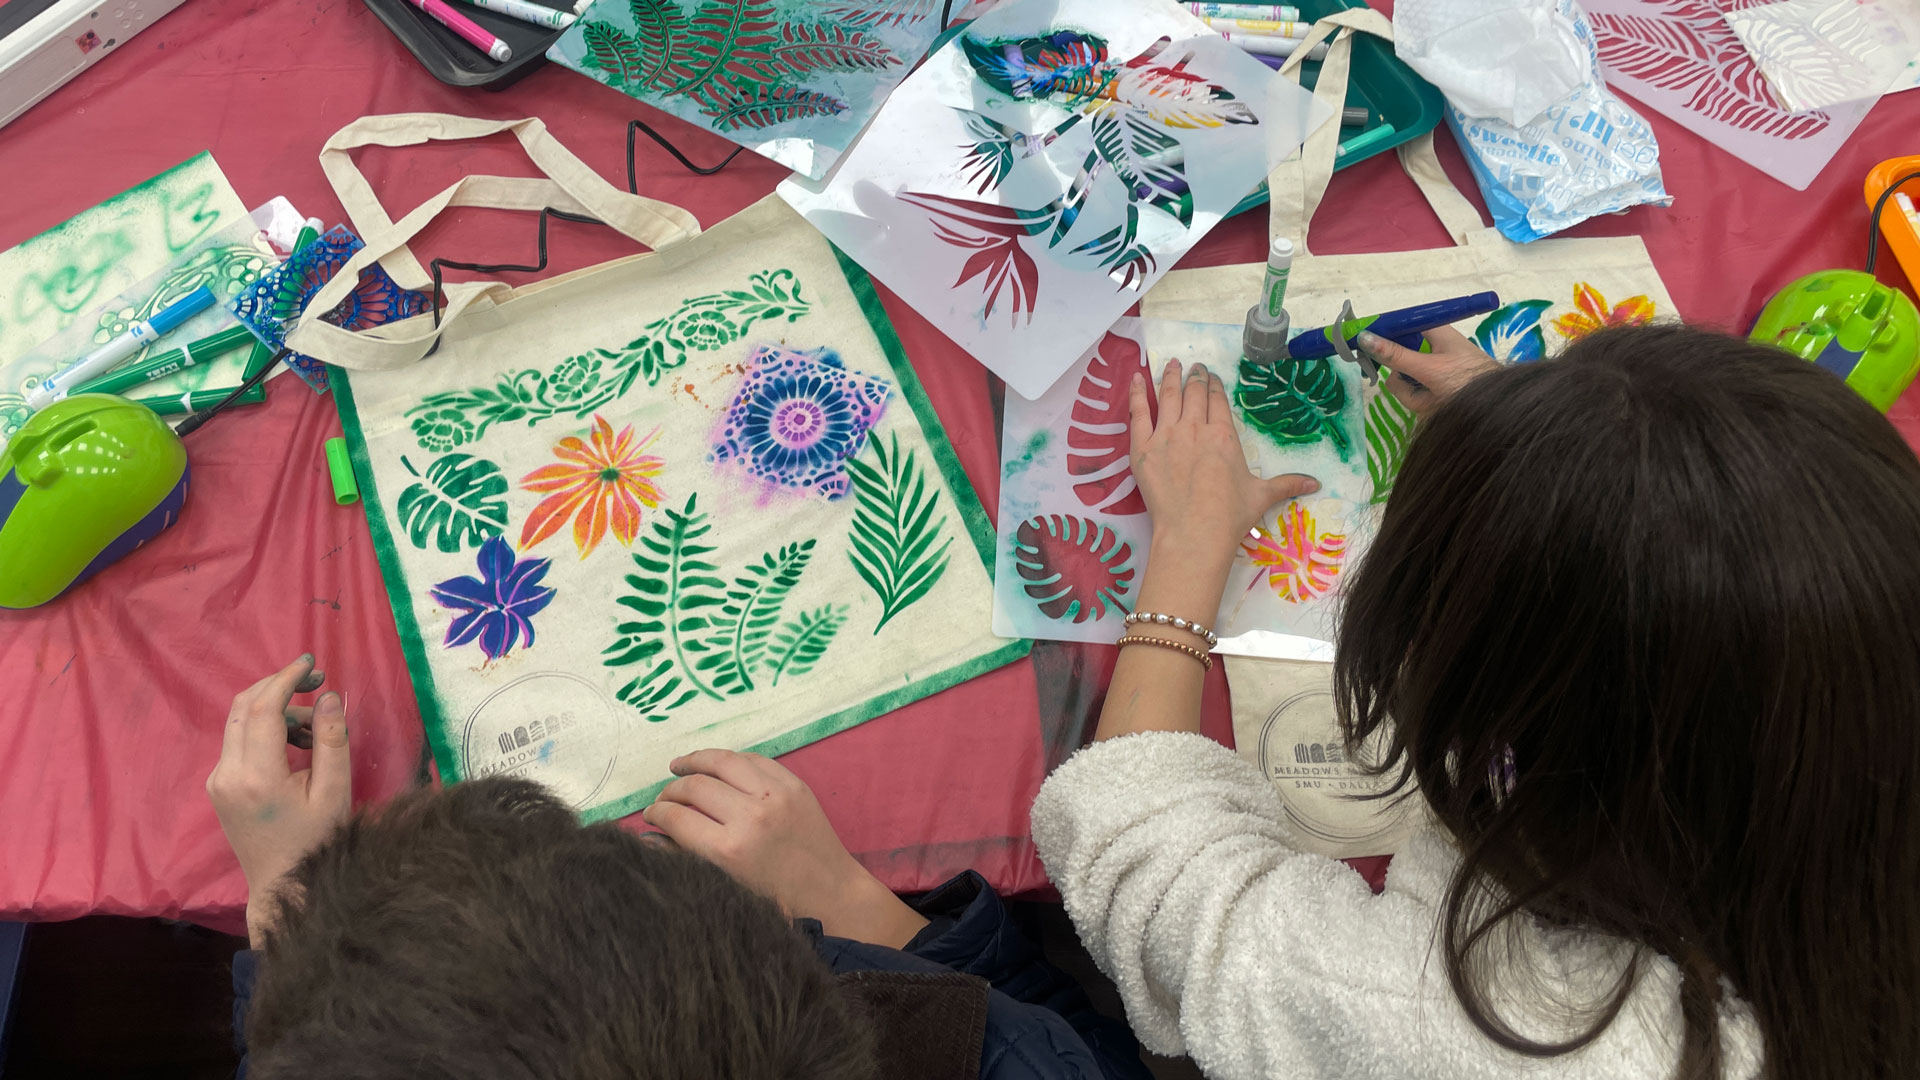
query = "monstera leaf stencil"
(1013, 514, 1136, 623)
(1066, 330, 1156, 516)
(1235, 354, 1351, 458)
(396, 453, 510, 553)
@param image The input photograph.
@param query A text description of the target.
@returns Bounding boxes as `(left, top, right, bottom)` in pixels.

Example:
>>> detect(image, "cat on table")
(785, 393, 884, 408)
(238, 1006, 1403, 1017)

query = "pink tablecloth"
(1, 0, 1915, 933)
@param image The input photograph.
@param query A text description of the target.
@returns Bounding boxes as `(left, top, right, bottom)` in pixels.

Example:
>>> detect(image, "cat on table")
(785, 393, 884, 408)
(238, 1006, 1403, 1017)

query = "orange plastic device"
(1867, 155, 1920, 292)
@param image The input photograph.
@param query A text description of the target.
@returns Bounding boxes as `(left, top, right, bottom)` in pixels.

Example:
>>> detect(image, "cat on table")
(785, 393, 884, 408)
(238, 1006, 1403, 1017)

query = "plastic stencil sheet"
(548, 0, 944, 180)
(1723, 0, 1920, 112)
(779, 0, 1328, 400)
(992, 317, 1371, 650)
(1584, 0, 1875, 190)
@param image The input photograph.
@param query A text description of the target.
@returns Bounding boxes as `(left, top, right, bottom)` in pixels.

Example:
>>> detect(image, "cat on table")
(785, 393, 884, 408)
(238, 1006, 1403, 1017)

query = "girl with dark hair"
(1032, 324, 1920, 1080)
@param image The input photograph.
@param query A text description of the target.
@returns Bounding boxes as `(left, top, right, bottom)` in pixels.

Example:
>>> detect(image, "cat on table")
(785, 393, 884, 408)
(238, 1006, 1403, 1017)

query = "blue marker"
(28, 286, 218, 409)
(1287, 292, 1501, 360)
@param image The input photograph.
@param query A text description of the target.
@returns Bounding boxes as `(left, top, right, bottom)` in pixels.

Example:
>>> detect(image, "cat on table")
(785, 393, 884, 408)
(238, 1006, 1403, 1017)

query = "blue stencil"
(231, 226, 430, 392)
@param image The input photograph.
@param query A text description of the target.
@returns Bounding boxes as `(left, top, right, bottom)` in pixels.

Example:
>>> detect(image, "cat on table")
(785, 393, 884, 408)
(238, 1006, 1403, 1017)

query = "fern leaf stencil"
(846, 432, 954, 632)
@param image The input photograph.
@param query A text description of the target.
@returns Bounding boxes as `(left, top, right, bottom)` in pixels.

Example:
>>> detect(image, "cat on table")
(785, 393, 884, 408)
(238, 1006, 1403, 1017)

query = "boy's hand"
(1358, 325, 1499, 416)
(206, 655, 352, 947)
(644, 750, 928, 949)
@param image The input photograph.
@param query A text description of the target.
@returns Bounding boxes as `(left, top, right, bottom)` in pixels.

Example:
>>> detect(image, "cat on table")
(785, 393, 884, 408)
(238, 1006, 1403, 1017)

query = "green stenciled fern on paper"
(574, 0, 902, 132)
(1364, 391, 1416, 506)
(767, 605, 847, 686)
(403, 270, 807, 451)
(845, 432, 953, 633)
(604, 496, 838, 717)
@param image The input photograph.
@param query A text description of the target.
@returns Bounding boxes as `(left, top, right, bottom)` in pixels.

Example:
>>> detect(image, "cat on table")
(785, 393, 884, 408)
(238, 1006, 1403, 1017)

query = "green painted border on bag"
(331, 247, 1030, 811)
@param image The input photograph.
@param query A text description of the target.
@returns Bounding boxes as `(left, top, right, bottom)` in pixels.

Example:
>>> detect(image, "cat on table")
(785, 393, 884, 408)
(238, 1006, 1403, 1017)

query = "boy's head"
(1334, 324, 1920, 1078)
(246, 777, 877, 1080)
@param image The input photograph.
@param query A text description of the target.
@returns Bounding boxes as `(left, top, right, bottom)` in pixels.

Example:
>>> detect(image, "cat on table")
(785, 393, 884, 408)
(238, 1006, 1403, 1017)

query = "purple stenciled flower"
(429, 536, 557, 660)
(711, 346, 892, 499)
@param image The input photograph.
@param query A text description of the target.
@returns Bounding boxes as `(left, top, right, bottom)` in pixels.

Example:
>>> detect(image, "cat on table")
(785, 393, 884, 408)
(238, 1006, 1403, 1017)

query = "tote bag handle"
(285, 114, 701, 372)
(1265, 10, 1484, 253)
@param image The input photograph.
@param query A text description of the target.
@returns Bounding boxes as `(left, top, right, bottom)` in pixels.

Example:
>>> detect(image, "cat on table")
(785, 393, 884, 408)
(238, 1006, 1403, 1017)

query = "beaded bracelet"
(1115, 634, 1214, 670)
(1123, 610, 1219, 647)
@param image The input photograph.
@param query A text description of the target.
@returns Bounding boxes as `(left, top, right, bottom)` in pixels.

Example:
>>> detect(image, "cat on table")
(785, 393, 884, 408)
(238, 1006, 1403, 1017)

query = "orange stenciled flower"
(1553, 283, 1656, 341)
(1243, 503, 1347, 604)
(519, 415, 666, 559)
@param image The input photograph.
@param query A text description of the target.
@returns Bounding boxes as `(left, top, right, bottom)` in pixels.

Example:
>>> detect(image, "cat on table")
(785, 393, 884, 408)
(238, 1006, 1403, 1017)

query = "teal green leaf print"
(631, 0, 690, 84)
(846, 431, 953, 633)
(604, 496, 836, 716)
(1473, 299, 1551, 363)
(404, 269, 808, 451)
(1235, 354, 1351, 459)
(581, 21, 646, 83)
(1364, 392, 1416, 506)
(768, 22, 900, 75)
(767, 605, 847, 685)
(395, 453, 510, 552)
(706, 85, 849, 131)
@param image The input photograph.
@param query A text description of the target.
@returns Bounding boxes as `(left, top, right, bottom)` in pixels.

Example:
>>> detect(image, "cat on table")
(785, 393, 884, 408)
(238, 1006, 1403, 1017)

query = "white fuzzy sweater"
(1030, 732, 1765, 1079)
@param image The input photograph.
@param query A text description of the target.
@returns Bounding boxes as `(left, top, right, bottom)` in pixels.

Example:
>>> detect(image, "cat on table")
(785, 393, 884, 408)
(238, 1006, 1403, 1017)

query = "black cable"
(173, 347, 291, 438)
(427, 206, 606, 329)
(939, 0, 954, 29)
(626, 118, 743, 188)
(1866, 169, 1920, 276)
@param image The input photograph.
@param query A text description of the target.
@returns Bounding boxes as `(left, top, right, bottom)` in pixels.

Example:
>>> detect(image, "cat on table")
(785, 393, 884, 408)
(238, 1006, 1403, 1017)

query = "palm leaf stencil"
(1364, 391, 1416, 506)
(710, 540, 814, 693)
(767, 605, 847, 685)
(846, 431, 953, 633)
(604, 494, 727, 715)
(705, 85, 848, 130)
(1013, 513, 1136, 623)
(769, 22, 899, 75)
(629, 0, 689, 85)
(395, 453, 509, 553)
(1236, 354, 1352, 459)
(581, 21, 646, 85)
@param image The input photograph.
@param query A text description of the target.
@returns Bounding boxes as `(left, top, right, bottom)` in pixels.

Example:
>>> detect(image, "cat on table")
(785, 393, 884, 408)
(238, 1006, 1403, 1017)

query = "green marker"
(72, 324, 258, 397)
(1336, 121, 1400, 163)
(133, 384, 267, 417)
(1243, 236, 1295, 365)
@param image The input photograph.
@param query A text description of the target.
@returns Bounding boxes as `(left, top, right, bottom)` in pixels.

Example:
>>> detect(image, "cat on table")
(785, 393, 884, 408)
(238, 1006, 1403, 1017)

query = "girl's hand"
(1358, 326, 1498, 416)
(643, 750, 928, 949)
(1130, 359, 1319, 574)
(206, 655, 352, 947)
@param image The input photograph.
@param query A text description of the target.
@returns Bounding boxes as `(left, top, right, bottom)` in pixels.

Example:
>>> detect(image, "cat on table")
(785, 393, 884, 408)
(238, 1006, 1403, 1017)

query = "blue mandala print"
(230, 226, 430, 393)
(712, 345, 892, 499)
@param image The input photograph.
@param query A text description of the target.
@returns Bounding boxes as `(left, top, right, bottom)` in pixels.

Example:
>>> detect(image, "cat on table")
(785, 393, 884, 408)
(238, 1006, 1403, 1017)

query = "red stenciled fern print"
(1014, 513, 1136, 623)
(1243, 504, 1347, 604)
(1066, 330, 1155, 516)
(900, 192, 1048, 325)
(1589, 0, 1831, 140)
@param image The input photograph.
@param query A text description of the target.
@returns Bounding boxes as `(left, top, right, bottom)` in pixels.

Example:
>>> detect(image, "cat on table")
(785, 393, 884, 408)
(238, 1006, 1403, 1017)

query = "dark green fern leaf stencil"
(1236, 354, 1352, 459)
(767, 605, 847, 685)
(1364, 390, 1416, 505)
(395, 453, 509, 553)
(604, 493, 727, 716)
(706, 539, 815, 693)
(705, 85, 848, 131)
(629, 0, 689, 84)
(768, 21, 899, 75)
(846, 432, 953, 634)
(580, 21, 646, 85)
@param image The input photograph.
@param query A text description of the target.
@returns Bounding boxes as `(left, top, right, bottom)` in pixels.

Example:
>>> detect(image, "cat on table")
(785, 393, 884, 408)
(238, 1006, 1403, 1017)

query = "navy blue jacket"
(232, 871, 1149, 1080)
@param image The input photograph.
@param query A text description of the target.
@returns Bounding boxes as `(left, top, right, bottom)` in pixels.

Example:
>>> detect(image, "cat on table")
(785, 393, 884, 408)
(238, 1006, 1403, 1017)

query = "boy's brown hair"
(246, 776, 878, 1080)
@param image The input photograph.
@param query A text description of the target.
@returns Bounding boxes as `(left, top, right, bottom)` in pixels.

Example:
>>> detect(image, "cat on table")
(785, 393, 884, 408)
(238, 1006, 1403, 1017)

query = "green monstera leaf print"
(1235, 354, 1351, 459)
(396, 453, 510, 553)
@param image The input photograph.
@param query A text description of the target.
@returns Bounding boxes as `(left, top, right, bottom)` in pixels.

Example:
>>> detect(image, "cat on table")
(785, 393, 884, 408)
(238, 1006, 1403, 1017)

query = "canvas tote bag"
(287, 114, 1027, 823)
(1144, 12, 1676, 855)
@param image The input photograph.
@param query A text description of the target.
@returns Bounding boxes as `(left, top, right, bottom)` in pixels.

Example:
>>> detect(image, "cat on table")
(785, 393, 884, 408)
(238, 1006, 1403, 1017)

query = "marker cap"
(150, 286, 218, 335)
(325, 437, 360, 505)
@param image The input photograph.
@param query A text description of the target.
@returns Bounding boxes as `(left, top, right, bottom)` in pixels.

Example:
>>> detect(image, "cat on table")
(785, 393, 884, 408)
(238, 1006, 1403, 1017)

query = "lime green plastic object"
(1749, 269, 1920, 413)
(0, 395, 190, 609)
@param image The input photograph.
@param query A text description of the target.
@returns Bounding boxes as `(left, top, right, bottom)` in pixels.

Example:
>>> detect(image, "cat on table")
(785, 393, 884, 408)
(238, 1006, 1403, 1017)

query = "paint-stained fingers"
(1128, 373, 1154, 451)
(1158, 359, 1184, 426)
(1208, 373, 1229, 425)
(240, 656, 317, 770)
(641, 798, 725, 853)
(1182, 362, 1212, 422)
(670, 749, 774, 797)
(655, 772, 756, 824)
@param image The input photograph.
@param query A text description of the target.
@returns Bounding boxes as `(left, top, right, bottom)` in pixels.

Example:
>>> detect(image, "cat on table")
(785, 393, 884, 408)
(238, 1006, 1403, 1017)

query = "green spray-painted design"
(1364, 391, 1416, 505)
(604, 493, 845, 717)
(574, 0, 903, 133)
(1002, 430, 1048, 478)
(1235, 353, 1352, 460)
(161, 182, 224, 254)
(396, 453, 511, 552)
(91, 243, 271, 351)
(846, 431, 953, 633)
(404, 269, 808, 451)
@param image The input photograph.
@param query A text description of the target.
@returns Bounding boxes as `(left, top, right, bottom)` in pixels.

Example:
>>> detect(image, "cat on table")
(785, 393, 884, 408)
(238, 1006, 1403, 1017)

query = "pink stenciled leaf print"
(1590, 1, 1832, 140)
(1066, 330, 1156, 516)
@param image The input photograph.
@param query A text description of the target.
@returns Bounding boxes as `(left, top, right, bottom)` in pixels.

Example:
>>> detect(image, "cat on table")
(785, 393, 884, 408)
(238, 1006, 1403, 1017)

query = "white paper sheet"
(779, 0, 1329, 399)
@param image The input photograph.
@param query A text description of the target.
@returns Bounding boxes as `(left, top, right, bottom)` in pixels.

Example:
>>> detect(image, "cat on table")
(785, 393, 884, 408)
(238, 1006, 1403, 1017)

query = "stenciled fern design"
(845, 431, 954, 633)
(604, 494, 846, 717)
(1363, 392, 1415, 506)
(576, 0, 903, 133)
(402, 269, 807, 452)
